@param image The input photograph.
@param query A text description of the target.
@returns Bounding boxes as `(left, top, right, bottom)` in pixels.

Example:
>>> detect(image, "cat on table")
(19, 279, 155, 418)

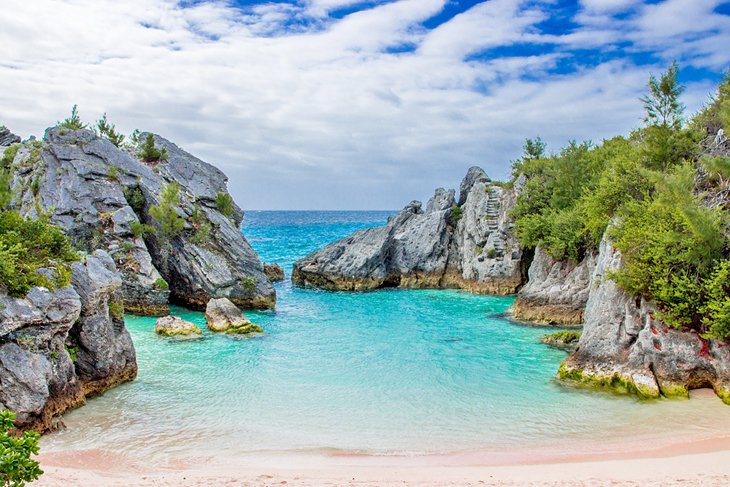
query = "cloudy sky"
(2, 0, 729, 209)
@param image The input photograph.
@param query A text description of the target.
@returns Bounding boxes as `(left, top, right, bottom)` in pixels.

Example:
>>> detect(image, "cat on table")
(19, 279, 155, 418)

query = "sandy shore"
(35, 435, 730, 487)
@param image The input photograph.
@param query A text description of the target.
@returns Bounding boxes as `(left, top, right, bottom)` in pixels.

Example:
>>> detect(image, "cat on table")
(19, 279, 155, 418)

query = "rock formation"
(6, 127, 274, 314)
(0, 126, 20, 147)
(263, 263, 285, 282)
(292, 167, 527, 294)
(205, 298, 263, 334)
(0, 251, 137, 432)
(509, 247, 596, 326)
(155, 316, 202, 337)
(558, 236, 730, 404)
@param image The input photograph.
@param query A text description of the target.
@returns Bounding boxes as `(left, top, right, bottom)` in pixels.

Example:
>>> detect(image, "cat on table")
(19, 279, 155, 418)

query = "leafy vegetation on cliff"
(0, 142, 78, 297)
(511, 65, 730, 339)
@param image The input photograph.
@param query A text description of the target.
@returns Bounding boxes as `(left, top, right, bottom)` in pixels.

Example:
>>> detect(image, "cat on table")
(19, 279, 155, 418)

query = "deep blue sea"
(43, 211, 730, 462)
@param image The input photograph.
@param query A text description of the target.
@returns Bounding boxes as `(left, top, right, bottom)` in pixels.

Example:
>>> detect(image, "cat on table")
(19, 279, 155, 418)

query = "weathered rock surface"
(7, 127, 274, 313)
(0, 126, 20, 146)
(263, 263, 285, 282)
(558, 236, 730, 404)
(509, 247, 596, 326)
(205, 298, 263, 334)
(292, 167, 526, 294)
(0, 252, 137, 432)
(155, 316, 202, 337)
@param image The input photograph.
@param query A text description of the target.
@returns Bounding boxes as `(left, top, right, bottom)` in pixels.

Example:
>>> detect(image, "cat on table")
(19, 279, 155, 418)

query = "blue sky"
(1, 0, 729, 209)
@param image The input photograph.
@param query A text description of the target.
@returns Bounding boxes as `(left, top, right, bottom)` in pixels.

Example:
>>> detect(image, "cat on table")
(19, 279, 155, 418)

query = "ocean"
(42, 211, 730, 463)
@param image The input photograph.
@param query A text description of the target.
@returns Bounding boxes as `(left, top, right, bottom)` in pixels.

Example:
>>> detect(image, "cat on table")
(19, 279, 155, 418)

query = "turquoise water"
(44, 211, 730, 461)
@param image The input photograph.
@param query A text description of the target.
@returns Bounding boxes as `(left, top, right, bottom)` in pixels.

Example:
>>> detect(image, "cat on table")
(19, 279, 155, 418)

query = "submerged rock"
(0, 251, 137, 432)
(509, 247, 596, 326)
(7, 127, 275, 314)
(558, 235, 730, 404)
(205, 298, 263, 334)
(263, 263, 285, 282)
(292, 167, 525, 294)
(540, 330, 581, 352)
(155, 316, 202, 337)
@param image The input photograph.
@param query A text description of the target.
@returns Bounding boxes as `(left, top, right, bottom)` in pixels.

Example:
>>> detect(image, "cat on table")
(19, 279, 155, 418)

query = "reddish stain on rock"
(651, 325, 659, 336)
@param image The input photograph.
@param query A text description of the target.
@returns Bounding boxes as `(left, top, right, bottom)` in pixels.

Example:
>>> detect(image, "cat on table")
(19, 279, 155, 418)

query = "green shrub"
(153, 277, 169, 290)
(57, 104, 87, 130)
(190, 207, 211, 245)
(96, 113, 125, 147)
(130, 221, 155, 238)
(137, 133, 168, 163)
(240, 276, 256, 292)
(149, 182, 185, 239)
(108, 165, 120, 181)
(30, 178, 40, 197)
(214, 192, 234, 218)
(450, 205, 462, 221)
(0, 211, 78, 297)
(65, 345, 79, 363)
(108, 299, 124, 320)
(0, 144, 19, 169)
(123, 186, 146, 214)
(0, 409, 43, 486)
(121, 241, 135, 251)
(486, 248, 497, 259)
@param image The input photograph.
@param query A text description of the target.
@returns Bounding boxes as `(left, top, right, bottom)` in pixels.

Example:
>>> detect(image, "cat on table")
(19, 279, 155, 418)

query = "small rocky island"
(0, 119, 274, 432)
(292, 65, 730, 405)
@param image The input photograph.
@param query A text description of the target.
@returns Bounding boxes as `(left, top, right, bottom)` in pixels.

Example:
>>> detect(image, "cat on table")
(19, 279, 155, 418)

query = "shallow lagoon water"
(43, 211, 730, 461)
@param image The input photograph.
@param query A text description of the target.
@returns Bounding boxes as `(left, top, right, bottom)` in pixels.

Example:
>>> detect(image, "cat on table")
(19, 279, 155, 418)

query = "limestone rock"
(69, 251, 137, 397)
(559, 235, 730, 404)
(509, 247, 596, 326)
(0, 126, 20, 146)
(292, 166, 525, 294)
(9, 127, 274, 313)
(155, 316, 202, 337)
(205, 298, 263, 334)
(263, 263, 285, 282)
(0, 287, 84, 432)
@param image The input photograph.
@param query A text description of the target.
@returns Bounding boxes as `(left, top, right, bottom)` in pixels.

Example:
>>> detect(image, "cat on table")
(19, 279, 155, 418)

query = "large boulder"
(0, 251, 137, 432)
(509, 247, 596, 326)
(68, 251, 137, 397)
(155, 316, 202, 337)
(7, 127, 275, 314)
(205, 298, 263, 334)
(263, 263, 285, 282)
(292, 167, 525, 294)
(558, 235, 730, 403)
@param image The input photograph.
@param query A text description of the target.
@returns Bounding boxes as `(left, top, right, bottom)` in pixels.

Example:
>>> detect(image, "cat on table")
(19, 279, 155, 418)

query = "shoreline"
(36, 413, 730, 486)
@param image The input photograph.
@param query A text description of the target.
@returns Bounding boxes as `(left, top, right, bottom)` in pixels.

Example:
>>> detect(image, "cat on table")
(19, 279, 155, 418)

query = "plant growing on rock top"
(450, 205, 462, 222)
(137, 133, 168, 163)
(153, 277, 169, 291)
(0, 409, 43, 486)
(240, 276, 256, 292)
(58, 104, 87, 130)
(96, 113, 125, 147)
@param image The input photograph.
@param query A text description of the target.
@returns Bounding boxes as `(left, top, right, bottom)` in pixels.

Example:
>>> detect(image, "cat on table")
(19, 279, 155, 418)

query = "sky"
(1, 0, 729, 210)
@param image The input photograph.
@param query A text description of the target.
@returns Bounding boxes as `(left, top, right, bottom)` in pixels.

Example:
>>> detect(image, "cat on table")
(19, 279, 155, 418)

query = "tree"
(0, 410, 43, 487)
(58, 105, 87, 130)
(523, 137, 546, 160)
(96, 113, 125, 147)
(214, 192, 234, 218)
(137, 133, 168, 163)
(640, 61, 685, 129)
(149, 182, 185, 239)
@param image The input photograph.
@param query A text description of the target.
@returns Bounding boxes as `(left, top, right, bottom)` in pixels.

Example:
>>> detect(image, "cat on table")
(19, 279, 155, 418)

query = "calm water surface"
(43, 211, 730, 461)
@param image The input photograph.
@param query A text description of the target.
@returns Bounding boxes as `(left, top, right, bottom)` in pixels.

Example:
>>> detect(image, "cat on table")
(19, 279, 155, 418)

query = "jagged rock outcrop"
(292, 167, 526, 294)
(0, 126, 20, 146)
(155, 316, 201, 337)
(558, 236, 730, 404)
(6, 127, 274, 314)
(509, 247, 596, 326)
(0, 252, 137, 432)
(263, 263, 285, 282)
(205, 298, 263, 334)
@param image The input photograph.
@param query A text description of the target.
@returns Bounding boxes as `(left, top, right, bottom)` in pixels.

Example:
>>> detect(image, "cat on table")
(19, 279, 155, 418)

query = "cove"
(42, 211, 730, 462)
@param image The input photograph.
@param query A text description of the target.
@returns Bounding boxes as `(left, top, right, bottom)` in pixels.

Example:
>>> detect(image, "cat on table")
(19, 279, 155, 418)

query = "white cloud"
(0, 0, 725, 210)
